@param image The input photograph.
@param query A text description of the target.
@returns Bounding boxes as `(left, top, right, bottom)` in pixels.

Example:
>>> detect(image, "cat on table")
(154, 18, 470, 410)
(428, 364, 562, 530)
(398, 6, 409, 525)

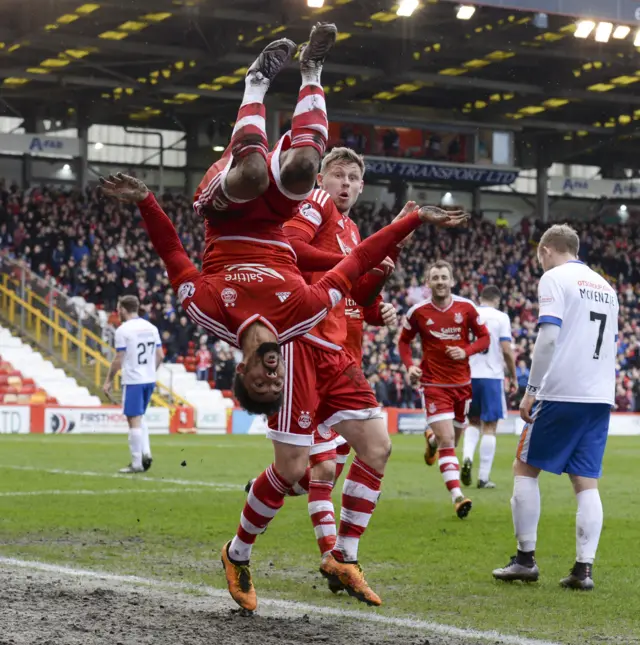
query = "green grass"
(0, 434, 638, 644)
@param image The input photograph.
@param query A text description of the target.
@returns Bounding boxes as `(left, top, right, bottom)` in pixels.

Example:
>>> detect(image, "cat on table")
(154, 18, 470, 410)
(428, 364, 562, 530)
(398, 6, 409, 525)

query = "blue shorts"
(122, 383, 155, 418)
(517, 400, 611, 478)
(469, 378, 505, 423)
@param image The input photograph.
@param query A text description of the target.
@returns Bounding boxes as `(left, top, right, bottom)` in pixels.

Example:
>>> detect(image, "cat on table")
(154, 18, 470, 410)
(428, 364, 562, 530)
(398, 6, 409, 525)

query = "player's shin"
(291, 83, 328, 158)
(438, 447, 463, 502)
(511, 475, 540, 564)
(128, 425, 143, 470)
(478, 434, 497, 482)
(229, 464, 290, 563)
(332, 457, 382, 563)
(462, 425, 480, 463)
(308, 480, 337, 557)
(575, 488, 603, 564)
(335, 442, 351, 481)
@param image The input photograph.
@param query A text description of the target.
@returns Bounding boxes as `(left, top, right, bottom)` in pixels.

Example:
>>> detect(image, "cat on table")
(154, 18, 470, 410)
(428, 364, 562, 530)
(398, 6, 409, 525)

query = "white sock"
(128, 427, 143, 469)
(576, 489, 603, 564)
(301, 67, 322, 88)
(462, 425, 480, 462)
(478, 434, 497, 482)
(427, 431, 437, 448)
(229, 535, 252, 563)
(242, 74, 270, 106)
(450, 486, 462, 502)
(511, 475, 540, 553)
(141, 420, 151, 458)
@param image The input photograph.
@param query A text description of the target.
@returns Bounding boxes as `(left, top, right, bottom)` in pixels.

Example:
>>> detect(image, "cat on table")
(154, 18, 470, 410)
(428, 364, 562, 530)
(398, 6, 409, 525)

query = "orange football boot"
(320, 554, 381, 606)
(221, 541, 257, 612)
(424, 429, 439, 466)
(454, 496, 473, 519)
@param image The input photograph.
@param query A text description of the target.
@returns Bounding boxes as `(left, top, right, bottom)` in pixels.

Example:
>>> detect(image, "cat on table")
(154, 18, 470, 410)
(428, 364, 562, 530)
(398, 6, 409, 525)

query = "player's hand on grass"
(380, 303, 397, 329)
(418, 206, 469, 228)
(520, 392, 535, 423)
(100, 173, 149, 203)
(445, 346, 467, 361)
(407, 365, 422, 385)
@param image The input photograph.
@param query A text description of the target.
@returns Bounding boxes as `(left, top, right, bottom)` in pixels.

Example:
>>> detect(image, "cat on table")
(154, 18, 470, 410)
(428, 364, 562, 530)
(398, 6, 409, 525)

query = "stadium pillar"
(266, 104, 280, 145)
(77, 114, 89, 192)
(472, 187, 481, 215)
(21, 114, 44, 188)
(185, 123, 199, 198)
(536, 155, 550, 223)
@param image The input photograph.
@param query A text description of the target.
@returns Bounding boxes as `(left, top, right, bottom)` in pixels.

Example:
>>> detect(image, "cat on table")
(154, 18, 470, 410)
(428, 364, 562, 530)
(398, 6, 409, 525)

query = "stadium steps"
(0, 281, 182, 409)
(0, 326, 101, 406)
(0, 313, 110, 404)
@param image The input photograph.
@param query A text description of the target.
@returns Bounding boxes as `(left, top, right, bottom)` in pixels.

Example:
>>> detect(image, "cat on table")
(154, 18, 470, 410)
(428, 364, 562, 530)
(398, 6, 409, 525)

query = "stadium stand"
(0, 325, 100, 406)
(1, 185, 636, 411)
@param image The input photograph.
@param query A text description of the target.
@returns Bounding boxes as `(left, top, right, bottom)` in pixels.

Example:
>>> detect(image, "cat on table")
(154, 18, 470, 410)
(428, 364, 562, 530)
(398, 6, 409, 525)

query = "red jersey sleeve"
(464, 302, 491, 356)
(283, 190, 331, 241)
(363, 297, 384, 326)
(138, 193, 200, 293)
(284, 191, 344, 271)
(398, 308, 420, 369)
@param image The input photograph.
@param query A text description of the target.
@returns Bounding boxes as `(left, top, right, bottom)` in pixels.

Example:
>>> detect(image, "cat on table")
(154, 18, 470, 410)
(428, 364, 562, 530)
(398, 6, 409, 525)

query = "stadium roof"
(1, 0, 640, 169)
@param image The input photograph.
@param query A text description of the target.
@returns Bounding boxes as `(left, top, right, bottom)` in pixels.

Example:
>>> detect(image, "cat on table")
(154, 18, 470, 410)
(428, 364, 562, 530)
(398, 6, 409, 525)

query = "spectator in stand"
(615, 384, 631, 412)
(196, 338, 213, 382)
(4, 183, 636, 408)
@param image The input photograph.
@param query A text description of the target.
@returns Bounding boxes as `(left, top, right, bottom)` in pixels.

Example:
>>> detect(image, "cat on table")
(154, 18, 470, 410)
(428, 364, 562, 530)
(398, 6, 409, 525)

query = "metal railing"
(0, 276, 191, 409)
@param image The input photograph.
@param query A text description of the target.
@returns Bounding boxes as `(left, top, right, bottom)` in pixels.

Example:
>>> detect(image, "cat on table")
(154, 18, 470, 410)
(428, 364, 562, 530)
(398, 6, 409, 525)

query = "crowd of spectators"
(1, 178, 638, 410)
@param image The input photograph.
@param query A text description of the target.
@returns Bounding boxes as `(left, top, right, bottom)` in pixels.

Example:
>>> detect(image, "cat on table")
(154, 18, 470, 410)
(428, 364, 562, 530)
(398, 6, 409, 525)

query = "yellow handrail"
(0, 283, 192, 409)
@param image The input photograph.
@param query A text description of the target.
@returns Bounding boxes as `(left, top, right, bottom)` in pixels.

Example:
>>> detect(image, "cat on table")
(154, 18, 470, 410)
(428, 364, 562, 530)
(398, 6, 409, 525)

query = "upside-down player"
(398, 260, 489, 518)
(101, 173, 468, 613)
(461, 285, 517, 489)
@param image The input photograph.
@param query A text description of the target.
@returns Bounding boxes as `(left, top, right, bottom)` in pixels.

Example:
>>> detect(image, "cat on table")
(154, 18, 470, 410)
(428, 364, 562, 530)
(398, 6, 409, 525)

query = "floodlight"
(574, 20, 595, 39)
(397, 0, 419, 17)
(457, 5, 476, 20)
(94, 142, 104, 150)
(307, 0, 324, 7)
(213, 145, 225, 152)
(594, 22, 613, 43)
(613, 25, 631, 39)
(634, 28, 640, 46)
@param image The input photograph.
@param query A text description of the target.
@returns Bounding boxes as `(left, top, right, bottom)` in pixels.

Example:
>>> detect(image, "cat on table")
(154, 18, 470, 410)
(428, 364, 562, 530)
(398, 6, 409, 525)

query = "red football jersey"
(400, 295, 489, 386)
(284, 189, 362, 351)
(194, 134, 304, 276)
(171, 238, 350, 349)
(344, 297, 384, 364)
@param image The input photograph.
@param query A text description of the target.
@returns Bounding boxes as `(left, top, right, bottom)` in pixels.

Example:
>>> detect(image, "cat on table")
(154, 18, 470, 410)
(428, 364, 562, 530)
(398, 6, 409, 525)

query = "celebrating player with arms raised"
(398, 260, 489, 518)
(493, 225, 618, 590)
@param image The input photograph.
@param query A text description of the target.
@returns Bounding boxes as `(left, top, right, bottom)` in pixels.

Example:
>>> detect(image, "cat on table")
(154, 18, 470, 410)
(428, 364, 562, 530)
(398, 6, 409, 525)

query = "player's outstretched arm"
(101, 173, 199, 290)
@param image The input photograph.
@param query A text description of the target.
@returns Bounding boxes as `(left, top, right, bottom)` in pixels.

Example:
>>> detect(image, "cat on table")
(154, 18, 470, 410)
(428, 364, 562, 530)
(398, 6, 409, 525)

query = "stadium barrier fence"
(0, 404, 637, 436)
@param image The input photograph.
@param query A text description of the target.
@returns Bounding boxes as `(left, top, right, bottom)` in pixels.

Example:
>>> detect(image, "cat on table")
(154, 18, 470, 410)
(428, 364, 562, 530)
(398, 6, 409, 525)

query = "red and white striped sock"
(291, 83, 327, 157)
(288, 467, 311, 496)
(438, 447, 462, 502)
(308, 480, 336, 557)
(335, 442, 351, 483)
(228, 464, 289, 562)
(332, 457, 382, 563)
(230, 101, 268, 162)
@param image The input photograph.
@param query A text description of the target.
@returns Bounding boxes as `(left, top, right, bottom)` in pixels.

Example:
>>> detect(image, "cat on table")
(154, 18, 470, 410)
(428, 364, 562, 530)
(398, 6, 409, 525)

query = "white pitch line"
(0, 488, 205, 497)
(0, 465, 243, 490)
(0, 556, 560, 645)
